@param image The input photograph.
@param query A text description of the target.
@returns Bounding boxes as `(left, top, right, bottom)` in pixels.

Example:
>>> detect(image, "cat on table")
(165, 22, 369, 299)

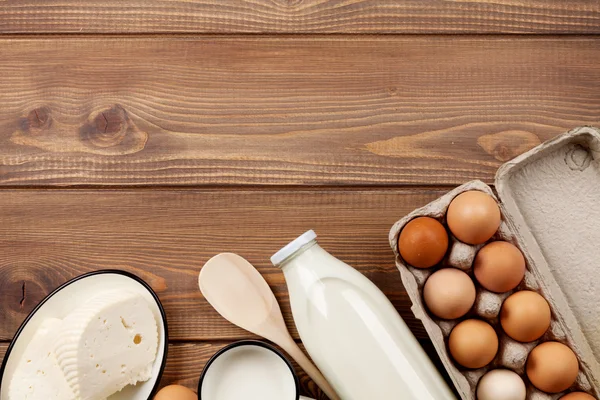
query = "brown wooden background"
(0, 1, 599, 398)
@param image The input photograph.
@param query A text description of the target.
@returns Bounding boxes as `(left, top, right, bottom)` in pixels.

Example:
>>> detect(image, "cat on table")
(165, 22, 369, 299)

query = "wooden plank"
(1, 36, 599, 187)
(0, 188, 447, 341)
(0, 1, 598, 34)
(0, 340, 453, 398)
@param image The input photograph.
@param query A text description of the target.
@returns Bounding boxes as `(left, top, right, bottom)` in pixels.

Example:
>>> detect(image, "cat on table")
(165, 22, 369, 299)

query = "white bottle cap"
(270, 230, 317, 267)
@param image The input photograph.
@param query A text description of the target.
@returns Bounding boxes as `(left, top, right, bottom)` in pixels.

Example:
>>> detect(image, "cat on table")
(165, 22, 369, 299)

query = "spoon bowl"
(199, 253, 279, 339)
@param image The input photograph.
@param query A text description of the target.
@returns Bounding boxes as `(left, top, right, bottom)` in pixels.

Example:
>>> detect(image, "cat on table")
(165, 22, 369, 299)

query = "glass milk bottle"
(271, 230, 455, 400)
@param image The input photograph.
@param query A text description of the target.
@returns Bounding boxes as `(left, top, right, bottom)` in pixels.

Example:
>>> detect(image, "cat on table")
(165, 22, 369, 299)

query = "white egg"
(477, 369, 526, 400)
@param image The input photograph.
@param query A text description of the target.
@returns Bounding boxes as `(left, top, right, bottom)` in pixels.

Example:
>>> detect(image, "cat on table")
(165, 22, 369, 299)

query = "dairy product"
(271, 230, 456, 400)
(54, 290, 159, 400)
(201, 344, 297, 400)
(8, 318, 78, 400)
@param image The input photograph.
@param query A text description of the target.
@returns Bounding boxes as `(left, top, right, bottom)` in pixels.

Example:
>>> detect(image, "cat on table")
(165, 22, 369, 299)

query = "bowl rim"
(197, 339, 300, 400)
(0, 269, 169, 400)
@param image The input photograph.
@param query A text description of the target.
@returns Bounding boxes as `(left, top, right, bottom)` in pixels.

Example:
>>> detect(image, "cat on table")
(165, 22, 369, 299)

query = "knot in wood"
(22, 107, 52, 134)
(0, 267, 45, 316)
(80, 105, 130, 149)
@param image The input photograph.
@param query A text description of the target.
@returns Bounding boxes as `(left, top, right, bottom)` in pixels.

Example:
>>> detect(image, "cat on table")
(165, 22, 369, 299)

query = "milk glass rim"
(197, 339, 300, 400)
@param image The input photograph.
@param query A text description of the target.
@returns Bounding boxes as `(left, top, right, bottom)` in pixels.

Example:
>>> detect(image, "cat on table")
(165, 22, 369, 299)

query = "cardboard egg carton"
(388, 127, 600, 400)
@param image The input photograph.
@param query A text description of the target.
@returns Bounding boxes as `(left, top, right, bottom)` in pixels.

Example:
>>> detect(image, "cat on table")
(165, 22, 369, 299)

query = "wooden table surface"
(1, 1, 599, 398)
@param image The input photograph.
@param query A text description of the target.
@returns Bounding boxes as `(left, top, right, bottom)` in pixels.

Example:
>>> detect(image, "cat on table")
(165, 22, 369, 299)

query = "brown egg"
(398, 217, 448, 268)
(560, 393, 596, 400)
(446, 191, 501, 245)
(449, 319, 498, 369)
(527, 342, 579, 393)
(474, 241, 525, 293)
(154, 385, 198, 400)
(423, 268, 476, 319)
(501, 290, 551, 342)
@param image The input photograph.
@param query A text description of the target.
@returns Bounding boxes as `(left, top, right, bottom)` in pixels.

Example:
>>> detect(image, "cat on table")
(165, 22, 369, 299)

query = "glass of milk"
(198, 340, 314, 400)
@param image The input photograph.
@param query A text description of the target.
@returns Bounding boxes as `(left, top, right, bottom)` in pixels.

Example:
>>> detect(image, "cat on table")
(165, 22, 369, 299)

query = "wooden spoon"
(199, 253, 340, 400)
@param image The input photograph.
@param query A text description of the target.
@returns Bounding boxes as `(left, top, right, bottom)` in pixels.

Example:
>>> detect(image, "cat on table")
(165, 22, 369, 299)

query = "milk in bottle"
(271, 230, 455, 400)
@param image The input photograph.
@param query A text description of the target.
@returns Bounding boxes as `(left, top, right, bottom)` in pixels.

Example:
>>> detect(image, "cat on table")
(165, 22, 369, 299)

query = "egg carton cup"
(389, 127, 600, 400)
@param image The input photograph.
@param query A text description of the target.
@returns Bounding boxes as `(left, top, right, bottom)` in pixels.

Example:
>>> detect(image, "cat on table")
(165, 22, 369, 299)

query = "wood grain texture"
(0, 340, 452, 398)
(0, 188, 446, 341)
(1, 36, 599, 186)
(0, 1, 599, 34)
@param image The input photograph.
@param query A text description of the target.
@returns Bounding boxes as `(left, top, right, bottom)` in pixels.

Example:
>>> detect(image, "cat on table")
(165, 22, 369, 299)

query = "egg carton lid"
(494, 126, 600, 393)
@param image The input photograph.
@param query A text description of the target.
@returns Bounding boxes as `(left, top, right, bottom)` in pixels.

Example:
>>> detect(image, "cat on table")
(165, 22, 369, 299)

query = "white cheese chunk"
(8, 318, 78, 400)
(54, 290, 159, 400)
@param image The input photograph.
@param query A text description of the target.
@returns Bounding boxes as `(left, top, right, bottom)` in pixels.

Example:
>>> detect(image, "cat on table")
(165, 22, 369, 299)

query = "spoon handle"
(280, 339, 340, 400)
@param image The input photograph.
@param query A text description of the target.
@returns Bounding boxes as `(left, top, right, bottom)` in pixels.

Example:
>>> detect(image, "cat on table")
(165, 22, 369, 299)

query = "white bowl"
(0, 270, 168, 400)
